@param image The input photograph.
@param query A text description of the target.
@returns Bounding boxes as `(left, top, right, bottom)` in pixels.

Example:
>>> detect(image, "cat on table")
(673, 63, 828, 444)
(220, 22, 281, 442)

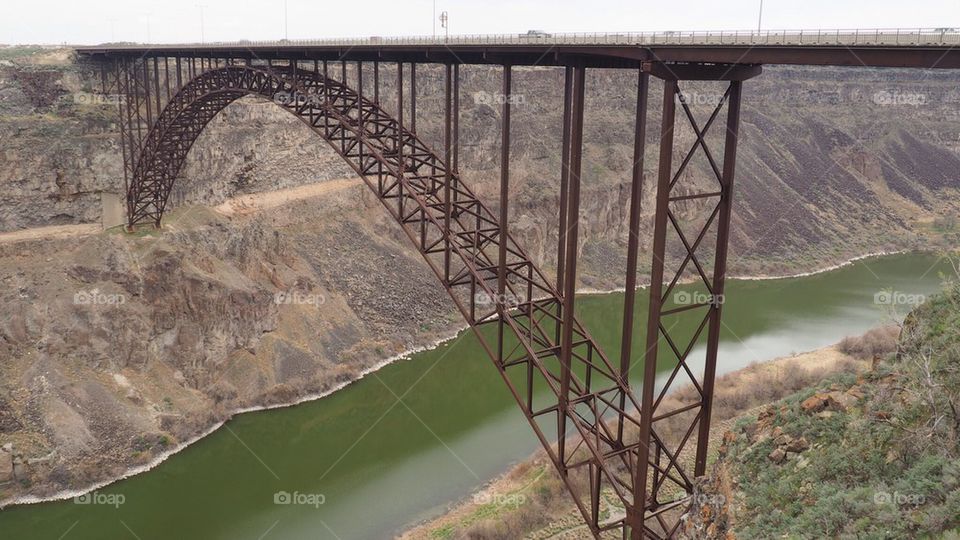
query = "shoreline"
(0, 329, 465, 509)
(0, 247, 924, 509)
(576, 249, 913, 295)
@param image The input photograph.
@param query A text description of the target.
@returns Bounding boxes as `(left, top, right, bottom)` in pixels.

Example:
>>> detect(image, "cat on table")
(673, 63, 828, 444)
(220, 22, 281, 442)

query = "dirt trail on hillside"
(0, 178, 363, 244)
(0, 223, 100, 244)
(214, 177, 362, 216)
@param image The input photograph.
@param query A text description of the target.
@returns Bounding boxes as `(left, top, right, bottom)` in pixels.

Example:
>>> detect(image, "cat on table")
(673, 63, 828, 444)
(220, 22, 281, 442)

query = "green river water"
(0, 253, 952, 539)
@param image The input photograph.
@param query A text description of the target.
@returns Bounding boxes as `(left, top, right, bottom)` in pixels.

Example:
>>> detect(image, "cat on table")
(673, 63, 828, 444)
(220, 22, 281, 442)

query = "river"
(0, 253, 952, 539)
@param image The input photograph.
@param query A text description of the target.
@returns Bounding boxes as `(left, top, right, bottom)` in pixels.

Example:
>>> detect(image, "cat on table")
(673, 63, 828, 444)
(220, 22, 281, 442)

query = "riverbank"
(0, 328, 464, 509)
(0, 251, 952, 540)
(0, 248, 942, 510)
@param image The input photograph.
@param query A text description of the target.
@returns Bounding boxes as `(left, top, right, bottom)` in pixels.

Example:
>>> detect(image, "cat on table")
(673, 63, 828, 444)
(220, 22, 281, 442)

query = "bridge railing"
(124, 27, 960, 49)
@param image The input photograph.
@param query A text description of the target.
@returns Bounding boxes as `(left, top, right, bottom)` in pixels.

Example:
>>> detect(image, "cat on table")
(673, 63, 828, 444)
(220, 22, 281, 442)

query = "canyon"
(0, 45, 958, 507)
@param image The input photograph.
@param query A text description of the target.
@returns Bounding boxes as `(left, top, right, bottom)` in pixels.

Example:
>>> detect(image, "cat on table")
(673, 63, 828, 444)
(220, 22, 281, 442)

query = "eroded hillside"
(0, 46, 958, 503)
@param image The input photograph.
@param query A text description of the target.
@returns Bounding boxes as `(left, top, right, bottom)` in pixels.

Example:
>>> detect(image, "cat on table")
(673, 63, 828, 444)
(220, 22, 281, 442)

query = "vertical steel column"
(555, 66, 573, 349)
(617, 70, 649, 444)
(163, 57, 171, 101)
(452, 64, 460, 207)
(556, 67, 574, 296)
(397, 62, 405, 217)
(357, 61, 364, 174)
(397, 62, 404, 166)
(410, 63, 417, 134)
(694, 80, 742, 476)
(142, 59, 153, 127)
(558, 65, 586, 467)
(497, 64, 512, 361)
(175, 57, 182, 90)
(631, 77, 678, 540)
(443, 63, 453, 283)
(323, 61, 329, 107)
(356, 61, 362, 96)
(152, 57, 161, 117)
(373, 61, 380, 105)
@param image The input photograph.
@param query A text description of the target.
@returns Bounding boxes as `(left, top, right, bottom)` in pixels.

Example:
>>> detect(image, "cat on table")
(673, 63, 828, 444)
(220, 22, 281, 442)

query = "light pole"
(198, 4, 207, 44)
(284, 0, 289, 40)
(757, 0, 764, 34)
(440, 11, 449, 42)
(433, 0, 436, 38)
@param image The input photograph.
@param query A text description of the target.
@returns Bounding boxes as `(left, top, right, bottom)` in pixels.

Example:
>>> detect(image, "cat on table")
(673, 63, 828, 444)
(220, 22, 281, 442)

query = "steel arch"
(121, 63, 711, 538)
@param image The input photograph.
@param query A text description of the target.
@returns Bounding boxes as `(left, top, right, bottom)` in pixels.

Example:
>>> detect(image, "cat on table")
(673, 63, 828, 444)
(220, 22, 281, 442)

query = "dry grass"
(836, 325, 900, 360)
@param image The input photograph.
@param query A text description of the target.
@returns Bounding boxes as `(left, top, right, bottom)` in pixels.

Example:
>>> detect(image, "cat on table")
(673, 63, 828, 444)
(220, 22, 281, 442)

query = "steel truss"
(97, 54, 759, 539)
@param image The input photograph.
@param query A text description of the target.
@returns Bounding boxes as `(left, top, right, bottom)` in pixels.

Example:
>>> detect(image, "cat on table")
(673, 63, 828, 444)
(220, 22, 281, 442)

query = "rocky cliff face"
(0, 189, 458, 501)
(0, 47, 957, 500)
(2, 51, 959, 285)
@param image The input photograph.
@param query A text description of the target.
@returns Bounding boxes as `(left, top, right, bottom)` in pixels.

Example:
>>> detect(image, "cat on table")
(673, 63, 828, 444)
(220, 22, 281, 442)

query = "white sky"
(1, 0, 959, 45)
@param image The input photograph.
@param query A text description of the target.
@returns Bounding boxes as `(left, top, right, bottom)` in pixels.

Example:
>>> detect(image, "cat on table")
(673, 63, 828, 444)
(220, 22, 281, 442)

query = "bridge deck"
(76, 28, 960, 69)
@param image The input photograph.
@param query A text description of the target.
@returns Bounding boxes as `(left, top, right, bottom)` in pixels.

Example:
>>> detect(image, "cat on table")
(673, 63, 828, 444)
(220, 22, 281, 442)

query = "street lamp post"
(757, 0, 764, 34)
(198, 4, 207, 44)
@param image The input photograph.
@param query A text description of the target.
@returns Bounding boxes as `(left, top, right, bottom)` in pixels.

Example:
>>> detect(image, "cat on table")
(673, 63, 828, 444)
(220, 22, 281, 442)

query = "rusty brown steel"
(617, 70, 649, 446)
(91, 53, 763, 538)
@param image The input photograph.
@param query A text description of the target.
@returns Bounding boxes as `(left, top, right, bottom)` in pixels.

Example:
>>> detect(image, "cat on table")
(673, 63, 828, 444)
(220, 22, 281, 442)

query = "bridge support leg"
(617, 70, 650, 446)
(629, 69, 750, 539)
(630, 76, 678, 540)
(695, 80, 742, 475)
(444, 63, 453, 283)
(452, 64, 460, 204)
(497, 65, 512, 363)
(558, 65, 586, 474)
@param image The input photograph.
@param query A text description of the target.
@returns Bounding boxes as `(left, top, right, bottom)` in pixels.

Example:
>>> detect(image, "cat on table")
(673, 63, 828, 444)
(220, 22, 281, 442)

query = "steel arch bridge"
(78, 36, 959, 538)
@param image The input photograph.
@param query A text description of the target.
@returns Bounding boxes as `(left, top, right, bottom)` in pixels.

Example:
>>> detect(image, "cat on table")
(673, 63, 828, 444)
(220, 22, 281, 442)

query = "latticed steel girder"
(96, 55, 755, 538)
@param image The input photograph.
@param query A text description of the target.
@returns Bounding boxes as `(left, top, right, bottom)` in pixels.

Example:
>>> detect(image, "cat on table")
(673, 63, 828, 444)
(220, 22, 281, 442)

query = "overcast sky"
(2, 0, 959, 45)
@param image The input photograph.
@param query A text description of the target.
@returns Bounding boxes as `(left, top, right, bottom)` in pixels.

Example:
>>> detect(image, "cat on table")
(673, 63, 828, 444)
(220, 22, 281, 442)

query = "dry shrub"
(461, 461, 580, 540)
(837, 325, 900, 360)
(657, 349, 866, 443)
(10, 68, 63, 108)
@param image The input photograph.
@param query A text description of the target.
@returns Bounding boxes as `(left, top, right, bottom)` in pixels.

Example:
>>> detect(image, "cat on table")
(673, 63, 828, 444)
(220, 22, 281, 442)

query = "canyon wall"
(0, 46, 957, 500)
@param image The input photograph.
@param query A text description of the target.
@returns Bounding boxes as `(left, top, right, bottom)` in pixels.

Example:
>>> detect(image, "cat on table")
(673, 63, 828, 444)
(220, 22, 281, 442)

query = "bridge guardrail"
(111, 27, 960, 49)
